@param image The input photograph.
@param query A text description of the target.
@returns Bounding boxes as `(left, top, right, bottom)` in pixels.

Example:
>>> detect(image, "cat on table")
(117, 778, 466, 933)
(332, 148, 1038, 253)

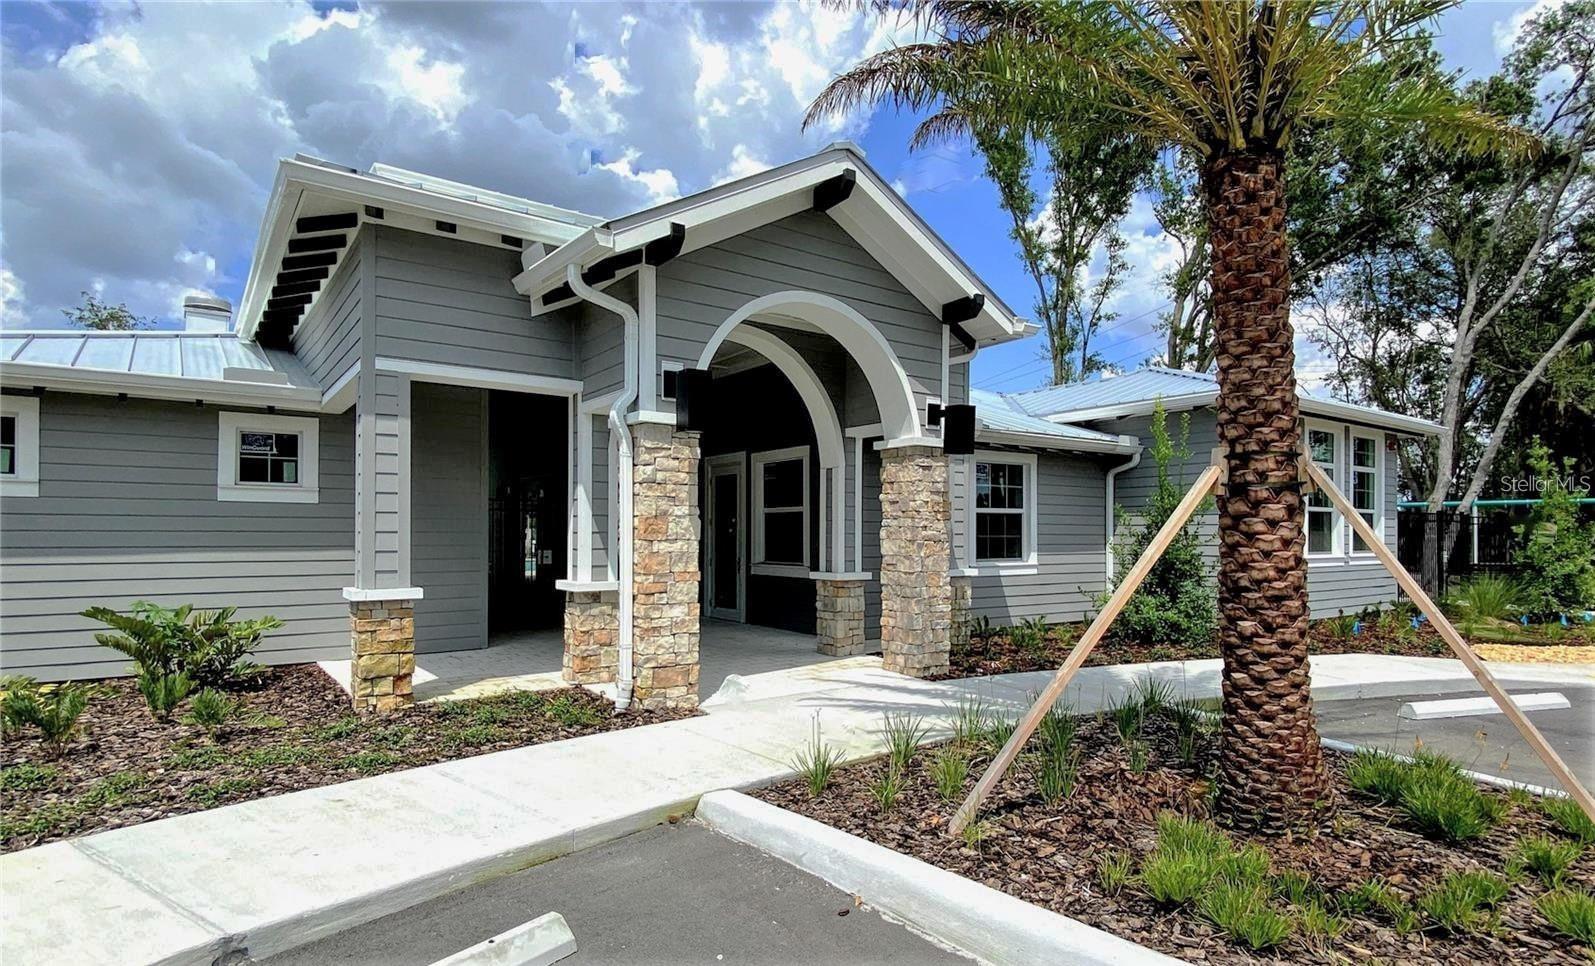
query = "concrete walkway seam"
(696, 789, 1182, 966)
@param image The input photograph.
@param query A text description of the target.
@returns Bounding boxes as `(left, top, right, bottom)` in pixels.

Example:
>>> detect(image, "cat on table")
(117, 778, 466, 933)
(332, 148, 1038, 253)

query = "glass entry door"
(705, 454, 745, 622)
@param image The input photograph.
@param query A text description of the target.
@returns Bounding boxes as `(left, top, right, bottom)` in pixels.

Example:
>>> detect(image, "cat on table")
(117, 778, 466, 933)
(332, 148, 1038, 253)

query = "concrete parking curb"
(695, 790, 1180, 966)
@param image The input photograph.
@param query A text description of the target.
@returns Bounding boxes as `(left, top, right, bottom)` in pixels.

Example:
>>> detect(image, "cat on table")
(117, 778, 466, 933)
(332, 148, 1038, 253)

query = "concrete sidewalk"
(5, 654, 1590, 966)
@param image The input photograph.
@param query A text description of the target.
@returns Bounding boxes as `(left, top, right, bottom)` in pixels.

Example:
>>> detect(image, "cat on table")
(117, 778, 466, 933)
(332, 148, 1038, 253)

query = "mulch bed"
(755, 712, 1591, 964)
(933, 618, 1592, 680)
(1, 665, 694, 853)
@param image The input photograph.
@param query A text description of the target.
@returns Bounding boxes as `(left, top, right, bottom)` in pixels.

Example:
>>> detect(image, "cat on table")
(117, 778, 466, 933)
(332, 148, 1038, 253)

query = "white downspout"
(566, 264, 640, 710)
(1104, 450, 1142, 585)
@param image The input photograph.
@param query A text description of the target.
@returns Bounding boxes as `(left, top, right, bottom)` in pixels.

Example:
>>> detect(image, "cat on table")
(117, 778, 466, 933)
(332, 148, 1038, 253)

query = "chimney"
(182, 295, 233, 333)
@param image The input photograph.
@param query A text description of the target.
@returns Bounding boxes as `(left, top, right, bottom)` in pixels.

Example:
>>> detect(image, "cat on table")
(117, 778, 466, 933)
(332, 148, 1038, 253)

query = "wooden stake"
(1303, 460, 1595, 822)
(948, 464, 1222, 836)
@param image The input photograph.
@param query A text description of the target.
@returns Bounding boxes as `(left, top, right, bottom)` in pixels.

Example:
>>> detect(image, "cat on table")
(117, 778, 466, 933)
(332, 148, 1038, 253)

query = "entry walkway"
(319, 621, 847, 703)
(6, 655, 1591, 966)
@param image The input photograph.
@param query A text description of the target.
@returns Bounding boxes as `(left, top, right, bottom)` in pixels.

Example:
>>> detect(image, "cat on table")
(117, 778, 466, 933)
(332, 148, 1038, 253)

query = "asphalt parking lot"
(1316, 681, 1595, 790)
(263, 820, 969, 966)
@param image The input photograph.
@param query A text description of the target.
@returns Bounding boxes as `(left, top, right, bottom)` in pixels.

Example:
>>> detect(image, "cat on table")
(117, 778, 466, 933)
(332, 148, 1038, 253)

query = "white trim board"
(373, 357, 581, 396)
(0, 394, 41, 498)
(216, 411, 320, 504)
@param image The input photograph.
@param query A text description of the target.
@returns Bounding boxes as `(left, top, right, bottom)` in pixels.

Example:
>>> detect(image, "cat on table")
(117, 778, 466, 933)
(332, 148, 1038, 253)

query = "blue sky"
(0, 0, 1543, 394)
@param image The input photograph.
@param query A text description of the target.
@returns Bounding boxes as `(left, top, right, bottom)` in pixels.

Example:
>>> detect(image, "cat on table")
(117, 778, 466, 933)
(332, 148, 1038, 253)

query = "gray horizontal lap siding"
(656, 211, 947, 410)
(410, 383, 488, 653)
(1095, 409, 1398, 618)
(965, 452, 1110, 624)
(291, 235, 363, 389)
(0, 392, 355, 680)
(371, 226, 574, 379)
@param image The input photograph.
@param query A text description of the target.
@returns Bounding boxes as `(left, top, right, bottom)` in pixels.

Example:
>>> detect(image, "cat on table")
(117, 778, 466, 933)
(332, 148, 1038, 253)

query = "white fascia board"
(1039, 391, 1220, 425)
(1300, 396, 1443, 436)
(0, 361, 323, 411)
(242, 157, 592, 340)
(510, 228, 612, 297)
(976, 428, 1141, 455)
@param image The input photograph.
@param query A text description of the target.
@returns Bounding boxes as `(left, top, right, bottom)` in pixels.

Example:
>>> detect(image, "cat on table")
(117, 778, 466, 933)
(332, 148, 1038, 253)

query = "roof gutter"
(1038, 390, 1443, 437)
(975, 427, 1140, 456)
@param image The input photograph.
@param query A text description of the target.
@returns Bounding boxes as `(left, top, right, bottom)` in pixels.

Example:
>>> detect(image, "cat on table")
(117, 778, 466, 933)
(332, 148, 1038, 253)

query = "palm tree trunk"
(1203, 151, 1333, 833)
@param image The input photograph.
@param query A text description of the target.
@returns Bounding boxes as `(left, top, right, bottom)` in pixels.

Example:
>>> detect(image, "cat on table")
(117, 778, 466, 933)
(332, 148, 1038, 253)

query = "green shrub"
(1537, 888, 1595, 944)
(1513, 439, 1595, 614)
(182, 688, 240, 740)
(1543, 796, 1595, 844)
(981, 713, 1018, 754)
(949, 697, 986, 747)
(1197, 880, 1294, 950)
(1509, 834, 1584, 887)
(1102, 402, 1216, 649)
(1294, 898, 1345, 941)
(1449, 574, 1524, 622)
(1037, 703, 1076, 757)
(1321, 612, 1358, 640)
(1399, 767, 1500, 842)
(881, 712, 926, 772)
(1097, 851, 1134, 895)
(0, 763, 58, 791)
(929, 748, 968, 802)
(137, 670, 193, 722)
(1006, 617, 1051, 656)
(1126, 739, 1150, 773)
(868, 764, 905, 813)
(1110, 695, 1145, 742)
(959, 818, 996, 850)
(1140, 813, 1234, 906)
(1416, 870, 1508, 934)
(789, 721, 844, 797)
(82, 601, 281, 689)
(0, 678, 92, 756)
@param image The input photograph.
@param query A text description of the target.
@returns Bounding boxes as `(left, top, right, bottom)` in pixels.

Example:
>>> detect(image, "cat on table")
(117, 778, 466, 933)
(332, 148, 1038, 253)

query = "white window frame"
(1349, 429, 1383, 555)
(750, 445, 809, 578)
(1303, 419, 1344, 558)
(0, 395, 41, 498)
(971, 449, 1038, 569)
(217, 411, 319, 504)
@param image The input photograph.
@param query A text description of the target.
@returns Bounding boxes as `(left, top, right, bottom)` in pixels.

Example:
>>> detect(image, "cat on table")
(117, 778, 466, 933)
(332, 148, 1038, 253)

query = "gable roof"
(1007, 365, 1443, 436)
(971, 388, 1138, 454)
(511, 142, 1034, 348)
(0, 331, 321, 410)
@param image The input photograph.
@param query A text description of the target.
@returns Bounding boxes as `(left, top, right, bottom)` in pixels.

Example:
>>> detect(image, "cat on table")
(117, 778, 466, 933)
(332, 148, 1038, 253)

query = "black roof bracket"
(941, 294, 983, 352)
(812, 170, 856, 213)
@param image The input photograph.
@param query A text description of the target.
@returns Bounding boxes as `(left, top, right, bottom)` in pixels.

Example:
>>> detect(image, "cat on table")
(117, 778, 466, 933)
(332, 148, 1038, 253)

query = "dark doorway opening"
(488, 390, 568, 634)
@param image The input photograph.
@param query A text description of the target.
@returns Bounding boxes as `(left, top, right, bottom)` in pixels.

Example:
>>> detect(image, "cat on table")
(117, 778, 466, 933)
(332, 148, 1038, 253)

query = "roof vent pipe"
(182, 295, 234, 333)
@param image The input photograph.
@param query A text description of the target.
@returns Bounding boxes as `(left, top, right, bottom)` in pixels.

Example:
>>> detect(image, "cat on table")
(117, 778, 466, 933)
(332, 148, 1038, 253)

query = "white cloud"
(1, 0, 915, 328)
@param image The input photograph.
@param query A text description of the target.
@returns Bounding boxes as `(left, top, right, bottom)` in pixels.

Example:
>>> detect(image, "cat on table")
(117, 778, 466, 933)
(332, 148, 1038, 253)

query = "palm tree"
(810, 0, 1522, 833)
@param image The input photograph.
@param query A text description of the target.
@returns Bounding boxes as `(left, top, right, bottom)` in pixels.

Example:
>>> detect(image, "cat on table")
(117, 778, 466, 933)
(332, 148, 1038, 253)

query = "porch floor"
(320, 621, 858, 704)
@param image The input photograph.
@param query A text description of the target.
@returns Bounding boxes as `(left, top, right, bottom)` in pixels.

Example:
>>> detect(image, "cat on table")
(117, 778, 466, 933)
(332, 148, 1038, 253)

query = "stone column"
(950, 574, 974, 654)
(878, 444, 952, 677)
(562, 591, 618, 684)
(349, 597, 416, 713)
(815, 579, 867, 656)
(630, 422, 701, 709)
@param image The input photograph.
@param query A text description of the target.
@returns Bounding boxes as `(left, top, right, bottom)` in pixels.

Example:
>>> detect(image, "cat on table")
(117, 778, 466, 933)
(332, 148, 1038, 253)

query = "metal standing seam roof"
(1006, 366, 1218, 416)
(0, 331, 317, 389)
(969, 388, 1128, 444)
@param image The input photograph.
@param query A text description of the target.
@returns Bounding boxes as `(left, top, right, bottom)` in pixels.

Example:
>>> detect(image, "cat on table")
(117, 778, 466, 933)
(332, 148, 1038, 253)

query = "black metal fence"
(1396, 503, 1580, 592)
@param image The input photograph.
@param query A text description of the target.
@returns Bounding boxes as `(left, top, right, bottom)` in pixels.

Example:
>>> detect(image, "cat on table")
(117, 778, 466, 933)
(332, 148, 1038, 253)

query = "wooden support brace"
(948, 464, 1223, 836)
(1303, 460, 1595, 822)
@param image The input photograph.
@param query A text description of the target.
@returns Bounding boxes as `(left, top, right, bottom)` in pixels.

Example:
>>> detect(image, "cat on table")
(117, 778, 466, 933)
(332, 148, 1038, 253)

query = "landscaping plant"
(789, 720, 845, 798)
(1543, 795, 1595, 845)
(1447, 574, 1524, 624)
(868, 764, 905, 813)
(1508, 833, 1583, 887)
(137, 670, 193, 722)
(82, 600, 282, 696)
(0, 677, 92, 758)
(880, 712, 926, 772)
(1512, 439, 1595, 616)
(183, 688, 241, 743)
(929, 748, 968, 802)
(1414, 869, 1509, 935)
(1537, 888, 1595, 945)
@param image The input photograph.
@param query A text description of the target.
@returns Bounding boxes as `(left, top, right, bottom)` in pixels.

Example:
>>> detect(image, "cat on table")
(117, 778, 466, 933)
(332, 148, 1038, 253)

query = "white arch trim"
(695, 290, 922, 442)
(722, 327, 845, 469)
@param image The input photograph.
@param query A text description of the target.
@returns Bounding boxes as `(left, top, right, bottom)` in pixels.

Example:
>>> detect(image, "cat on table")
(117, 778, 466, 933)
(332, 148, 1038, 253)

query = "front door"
(706, 455, 745, 622)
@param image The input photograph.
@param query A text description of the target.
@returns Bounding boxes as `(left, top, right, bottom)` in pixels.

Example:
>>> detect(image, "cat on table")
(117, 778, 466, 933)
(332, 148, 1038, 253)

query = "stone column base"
(879, 444, 952, 678)
(950, 575, 974, 654)
(563, 591, 619, 684)
(350, 598, 415, 713)
(631, 423, 702, 710)
(816, 579, 867, 656)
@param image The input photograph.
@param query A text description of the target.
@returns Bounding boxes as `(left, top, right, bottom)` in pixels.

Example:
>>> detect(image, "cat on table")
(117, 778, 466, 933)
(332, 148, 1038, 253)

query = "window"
(751, 446, 808, 576)
(973, 452, 1036, 565)
(0, 395, 40, 498)
(1350, 432, 1381, 553)
(1305, 423, 1341, 556)
(217, 412, 319, 503)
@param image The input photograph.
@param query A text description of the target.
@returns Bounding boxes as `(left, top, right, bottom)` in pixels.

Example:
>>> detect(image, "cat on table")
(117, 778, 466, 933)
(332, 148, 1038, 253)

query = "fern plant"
(138, 670, 193, 722)
(0, 677, 92, 757)
(82, 600, 282, 693)
(183, 688, 241, 742)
